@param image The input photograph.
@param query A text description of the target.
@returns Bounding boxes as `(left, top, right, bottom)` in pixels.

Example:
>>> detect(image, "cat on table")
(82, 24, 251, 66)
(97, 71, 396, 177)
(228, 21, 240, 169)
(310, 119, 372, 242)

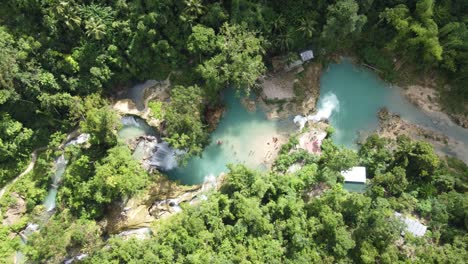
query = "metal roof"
(300, 50, 314, 61)
(341, 166, 366, 183)
(394, 212, 427, 237)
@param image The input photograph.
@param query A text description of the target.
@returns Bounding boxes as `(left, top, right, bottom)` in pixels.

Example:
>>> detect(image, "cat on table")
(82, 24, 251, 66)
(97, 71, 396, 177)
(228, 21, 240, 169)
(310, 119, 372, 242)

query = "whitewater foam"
(294, 93, 339, 129)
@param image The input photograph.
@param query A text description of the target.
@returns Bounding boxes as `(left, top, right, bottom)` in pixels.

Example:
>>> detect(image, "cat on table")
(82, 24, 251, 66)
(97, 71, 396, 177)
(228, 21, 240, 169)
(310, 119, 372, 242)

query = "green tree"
(164, 85, 208, 157)
(25, 210, 102, 263)
(198, 23, 265, 96)
(321, 0, 367, 46)
(380, 1, 443, 65)
(91, 145, 148, 204)
(79, 95, 120, 148)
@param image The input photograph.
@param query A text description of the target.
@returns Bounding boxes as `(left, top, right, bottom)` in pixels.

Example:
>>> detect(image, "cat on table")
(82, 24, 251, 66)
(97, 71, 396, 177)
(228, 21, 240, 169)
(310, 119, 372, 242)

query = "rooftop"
(394, 212, 427, 237)
(300, 50, 314, 62)
(341, 166, 366, 183)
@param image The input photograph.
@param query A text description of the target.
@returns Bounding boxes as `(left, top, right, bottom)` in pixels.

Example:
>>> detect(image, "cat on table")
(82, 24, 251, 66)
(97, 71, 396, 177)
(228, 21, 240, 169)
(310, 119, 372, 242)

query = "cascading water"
(118, 115, 183, 171)
(43, 155, 67, 212)
(294, 93, 340, 129)
(149, 142, 184, 171)
(127, 80, 158, 110)
(16, 134, 89, 264)
(65, 133, 90, 147)
(118, 116, 156, 141)
(201, 174, 218, 192)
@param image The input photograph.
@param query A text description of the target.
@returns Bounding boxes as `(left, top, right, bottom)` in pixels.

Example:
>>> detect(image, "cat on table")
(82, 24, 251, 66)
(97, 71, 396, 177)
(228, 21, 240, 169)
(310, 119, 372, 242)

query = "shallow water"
(320, 60, 468, 161)
(43, 155, 67, 212)
(118, 115, 156, 141)
(166, 89, 295, 185)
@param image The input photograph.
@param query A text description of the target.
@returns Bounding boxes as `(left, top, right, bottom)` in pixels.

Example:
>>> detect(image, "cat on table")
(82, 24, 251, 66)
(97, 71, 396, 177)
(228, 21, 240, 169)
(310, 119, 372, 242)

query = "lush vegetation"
(1, 0, 467, 182)
(0, 0, 467, 263)
(85, 135, 466, 263)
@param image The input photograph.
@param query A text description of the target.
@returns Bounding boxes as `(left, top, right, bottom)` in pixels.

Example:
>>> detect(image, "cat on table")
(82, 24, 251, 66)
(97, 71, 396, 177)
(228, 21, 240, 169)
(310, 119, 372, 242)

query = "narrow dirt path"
(0, 147, 47, 200)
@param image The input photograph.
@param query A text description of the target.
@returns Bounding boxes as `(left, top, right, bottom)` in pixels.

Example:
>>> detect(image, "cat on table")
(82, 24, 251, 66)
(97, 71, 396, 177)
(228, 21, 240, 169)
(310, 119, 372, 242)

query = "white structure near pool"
(341, 166, 367, 192)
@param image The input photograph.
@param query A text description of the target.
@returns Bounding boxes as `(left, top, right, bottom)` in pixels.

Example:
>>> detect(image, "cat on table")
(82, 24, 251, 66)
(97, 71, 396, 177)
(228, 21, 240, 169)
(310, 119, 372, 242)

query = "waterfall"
(149, 142, 183, 171)
(44, 133, 89, 212)
(201, 174, 218, 192)
(121, 116, 144, 127)
(65, 133, 90, 146)
(294, 93, 340, 129)
(127, 80, 158, 111)
(43, 155, 68, 212)
(154, 199, 182, 212)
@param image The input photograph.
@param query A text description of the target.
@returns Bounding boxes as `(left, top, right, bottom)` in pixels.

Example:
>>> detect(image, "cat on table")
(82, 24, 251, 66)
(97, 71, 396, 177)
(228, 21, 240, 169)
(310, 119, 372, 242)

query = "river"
(121, 60, 468, 185)
(319, 60, 468, 161)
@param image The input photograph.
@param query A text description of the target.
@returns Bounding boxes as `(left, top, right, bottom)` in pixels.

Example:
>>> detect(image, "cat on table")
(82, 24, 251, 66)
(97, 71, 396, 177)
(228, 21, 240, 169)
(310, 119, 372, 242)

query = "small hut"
(341, 166, 366, 192)
(300, 50, 314, 62)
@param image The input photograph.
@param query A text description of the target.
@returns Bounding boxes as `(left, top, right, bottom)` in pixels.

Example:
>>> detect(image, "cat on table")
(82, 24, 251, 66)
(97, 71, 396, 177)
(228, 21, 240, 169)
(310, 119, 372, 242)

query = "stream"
(15, 133, 90, 264)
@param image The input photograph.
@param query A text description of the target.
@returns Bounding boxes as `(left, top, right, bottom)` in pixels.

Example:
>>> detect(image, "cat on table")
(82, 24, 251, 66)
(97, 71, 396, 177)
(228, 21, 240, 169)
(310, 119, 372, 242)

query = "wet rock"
(241, 98, 257, 112)
(118, 227, 152, 240)
(205, 105, 225, 132)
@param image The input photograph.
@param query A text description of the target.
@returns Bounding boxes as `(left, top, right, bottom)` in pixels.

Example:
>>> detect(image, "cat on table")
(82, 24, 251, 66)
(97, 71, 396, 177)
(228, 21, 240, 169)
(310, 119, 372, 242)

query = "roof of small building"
(394, 212, 427, 237)
(300, 50, 314, 62)
(341, 166, 366, 183)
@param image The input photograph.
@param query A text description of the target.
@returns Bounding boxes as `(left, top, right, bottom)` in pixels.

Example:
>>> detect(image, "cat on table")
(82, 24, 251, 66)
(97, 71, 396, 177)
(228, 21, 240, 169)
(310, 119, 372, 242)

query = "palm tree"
(275, 30, 294, 52)
(85, 17, 106, 40)
(271, 15, 286, 34)
(297, 17, 317, 39)
(181, 0, 205, 24)
(53, 1, 81, 30)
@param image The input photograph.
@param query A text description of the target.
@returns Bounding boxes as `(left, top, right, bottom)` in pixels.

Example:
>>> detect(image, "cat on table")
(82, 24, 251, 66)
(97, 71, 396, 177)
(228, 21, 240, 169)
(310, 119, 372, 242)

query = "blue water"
(320, 60, 468, 161)
(122, 62, 468, 185)
(166, 90, 294, 185)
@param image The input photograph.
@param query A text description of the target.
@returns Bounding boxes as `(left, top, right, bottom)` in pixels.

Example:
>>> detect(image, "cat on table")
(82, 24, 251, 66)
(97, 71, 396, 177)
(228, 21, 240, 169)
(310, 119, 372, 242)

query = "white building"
(341, 166, 366, 183)
(341, 166, 366, 192)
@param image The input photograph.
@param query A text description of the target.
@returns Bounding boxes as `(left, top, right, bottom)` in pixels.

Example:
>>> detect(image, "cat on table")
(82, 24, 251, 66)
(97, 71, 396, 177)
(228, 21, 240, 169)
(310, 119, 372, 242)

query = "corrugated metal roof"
(341, 166, 366, 183)
(300, 50, 314, 61)
(394, 212, 427, 237)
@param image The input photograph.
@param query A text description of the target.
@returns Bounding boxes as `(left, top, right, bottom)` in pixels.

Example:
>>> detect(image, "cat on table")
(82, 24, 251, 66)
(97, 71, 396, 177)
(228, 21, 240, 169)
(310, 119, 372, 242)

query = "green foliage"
(196, 23, 266, 96)
(59, 145, 148, 218)
(148, 101, 164, 119)
(0, 224, 21, 263)
(322, 0, 367, 48)
(380, 2, 443, 66)
(0, 1, 467, 262)
(25, 210, 102, 263)
(164, 85, 208, 157)
(0, 113, 33, 186)
(79, 95, 120, 148)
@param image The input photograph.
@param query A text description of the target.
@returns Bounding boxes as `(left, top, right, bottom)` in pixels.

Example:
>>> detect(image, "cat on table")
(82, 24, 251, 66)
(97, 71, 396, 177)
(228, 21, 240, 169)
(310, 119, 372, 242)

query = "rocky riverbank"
(403, 84, 468, 128)
(256, 61, 323, 119)
(102, 173, 226, 234)
(112, 79, 171, 130)
(377, 108, 467, 163)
